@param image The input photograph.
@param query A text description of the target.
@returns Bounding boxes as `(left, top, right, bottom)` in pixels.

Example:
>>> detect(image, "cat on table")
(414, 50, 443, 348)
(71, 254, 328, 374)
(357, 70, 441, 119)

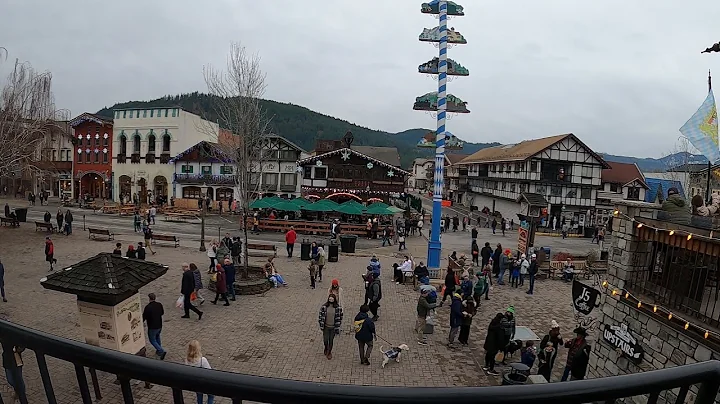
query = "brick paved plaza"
(0, 215, 584, 403)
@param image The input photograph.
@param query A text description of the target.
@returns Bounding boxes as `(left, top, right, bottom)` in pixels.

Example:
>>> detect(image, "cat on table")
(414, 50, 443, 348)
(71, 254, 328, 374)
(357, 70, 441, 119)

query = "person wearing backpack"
(354, 305, 376, 365)
(366, 273, 382, 321)
(416, 288, 440, 345)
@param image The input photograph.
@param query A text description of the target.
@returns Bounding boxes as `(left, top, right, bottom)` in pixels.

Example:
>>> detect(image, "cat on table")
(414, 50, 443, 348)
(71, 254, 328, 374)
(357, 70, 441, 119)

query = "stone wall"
(587, 200, 720, 404)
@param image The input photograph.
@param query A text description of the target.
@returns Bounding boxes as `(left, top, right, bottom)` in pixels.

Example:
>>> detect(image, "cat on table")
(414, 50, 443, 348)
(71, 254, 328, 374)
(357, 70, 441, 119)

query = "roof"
(169, 141, 232, 163)
(445, 154, 469, 165)
(459, 133, 609, 168)
(69, 113, 113, 128)
(645, 178, 685, 203)
(350, 146, 401, 167)
(40, 253, 168, 305)
(266, 134, 307, 153)
(670, 163, 709, 173)
(516, 192, 548, 206)
(602, 162, 648, 188)
(298, 147, 411, 175)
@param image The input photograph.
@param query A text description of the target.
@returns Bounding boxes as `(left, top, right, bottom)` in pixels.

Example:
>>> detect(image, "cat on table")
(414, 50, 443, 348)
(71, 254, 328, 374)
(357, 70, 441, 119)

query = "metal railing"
(1, 319, 720, 404)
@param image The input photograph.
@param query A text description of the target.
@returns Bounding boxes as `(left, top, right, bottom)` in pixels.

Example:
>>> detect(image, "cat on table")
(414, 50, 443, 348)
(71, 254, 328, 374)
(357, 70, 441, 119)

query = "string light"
(669, 230, 675, 236)
(602, 280, 608, 288)
(637, 301, 642, 308)
(613, 210, 619, 216)
(637, 223, 643, 229)
(705, 331, 710, 339)
(612, 208, 711, 243)
(685, 322, 690, 330)
(687, 234, 693, 241)
(653, 305, 658, 313)
(612, 289, 618, 296)
(668, 313, 673, 320)
(625, 291, 630, 299)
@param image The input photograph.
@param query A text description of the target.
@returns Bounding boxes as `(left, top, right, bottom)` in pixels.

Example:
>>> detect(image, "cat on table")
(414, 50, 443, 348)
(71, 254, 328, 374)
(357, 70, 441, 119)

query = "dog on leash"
(380, 344, 410, 368)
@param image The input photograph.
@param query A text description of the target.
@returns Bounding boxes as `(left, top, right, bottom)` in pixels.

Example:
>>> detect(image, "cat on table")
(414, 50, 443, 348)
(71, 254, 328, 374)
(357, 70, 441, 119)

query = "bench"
(246, 243, 277, 257)
(102, 205, 120, 214)
(88, 228, 114, 241)
(35, 221, 56, 233)
(119, 207, 135, 216)
(549, 260, 587, 279)
(164, 212, 198, 223)
(0, 217, 19, 227)
(152, 234, 179, 248)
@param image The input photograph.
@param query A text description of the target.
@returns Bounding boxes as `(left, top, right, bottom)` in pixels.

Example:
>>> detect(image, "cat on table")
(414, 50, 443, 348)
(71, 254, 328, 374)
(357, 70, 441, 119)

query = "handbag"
(495, 352, 505, 362)
(210, 273, 218, 282)
(190, 292, 197, 301)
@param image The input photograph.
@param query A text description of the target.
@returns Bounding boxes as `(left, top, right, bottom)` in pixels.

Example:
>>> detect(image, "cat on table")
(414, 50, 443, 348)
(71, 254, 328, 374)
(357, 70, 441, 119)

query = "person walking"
(416, 288, 440, 345)
(0, 259, 6, 302)
(317, 247, 327, 282)
(561, 327, 588, 381)
(471, 240, 480, 266)
(2, 344, 26, 401)
(483, 313, 505, 376)
(185, 340, 214, 404)
(133, 211, 142, 232)
(519, 254, 529, 287)
(417, 218, 424, 237)
(45, 236, 57, 271)
(497, 249, 510, 285)
(527, 253, 539, 295)
(491, 218, 497, 234)
(285, 226, 297, 257)
(492, 244, 501, 275)
(480, 242, 492, 267)
(381, 225, 392, 247)
(442, 267, 456, 303)
(473, 266, 490, 306)
(354, 305, 376, 365)
(142, 293, 167, 360)
(447, 292, 464, 348)
(181, 264, 204, 318)
(150, 205, 157, 224)
(366, 273, 382, 321)
(143, 225, 156, 255)
(191, 263, 205, 305)
(43, 210, 51, 223)
(327, 279, 343, 306)
(206, 240, 217, 272)
(56, 208, 64, 234)
(308, 259, 318, 289)
(210, 264, 230, 306)
(222, 258, 236, 301)
(318, 294, 343, 360)
(64, 209, 73, 235)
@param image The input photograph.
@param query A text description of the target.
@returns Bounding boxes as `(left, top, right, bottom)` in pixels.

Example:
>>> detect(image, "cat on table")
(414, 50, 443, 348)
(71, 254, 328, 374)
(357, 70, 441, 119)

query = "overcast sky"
(2, 0, 719, 158)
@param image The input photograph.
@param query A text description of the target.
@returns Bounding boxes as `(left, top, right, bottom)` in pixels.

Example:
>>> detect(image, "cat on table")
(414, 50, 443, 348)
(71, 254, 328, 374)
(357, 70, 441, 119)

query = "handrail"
(1, 319, 719, 403)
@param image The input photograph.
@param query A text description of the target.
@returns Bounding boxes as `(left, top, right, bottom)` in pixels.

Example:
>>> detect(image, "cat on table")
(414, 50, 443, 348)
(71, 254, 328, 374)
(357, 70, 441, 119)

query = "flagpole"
(707, 70, 713, 203)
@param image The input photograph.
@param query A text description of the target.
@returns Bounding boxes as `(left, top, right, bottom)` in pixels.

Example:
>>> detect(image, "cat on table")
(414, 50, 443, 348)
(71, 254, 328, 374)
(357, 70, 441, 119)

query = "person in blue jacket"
(354, 305, 377, 365)
(222, 258, 236, 301)
(447, 292, 464, 348)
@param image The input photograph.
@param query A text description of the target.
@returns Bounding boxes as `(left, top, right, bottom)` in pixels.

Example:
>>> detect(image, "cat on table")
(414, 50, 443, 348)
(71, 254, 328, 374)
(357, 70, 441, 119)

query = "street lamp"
(199, 182, 208, 252)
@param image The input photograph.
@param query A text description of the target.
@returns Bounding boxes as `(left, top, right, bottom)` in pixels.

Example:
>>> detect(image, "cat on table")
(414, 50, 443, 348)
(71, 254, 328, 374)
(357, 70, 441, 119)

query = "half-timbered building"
(460, 133, 609, 226)
(297, 133, 410, 202)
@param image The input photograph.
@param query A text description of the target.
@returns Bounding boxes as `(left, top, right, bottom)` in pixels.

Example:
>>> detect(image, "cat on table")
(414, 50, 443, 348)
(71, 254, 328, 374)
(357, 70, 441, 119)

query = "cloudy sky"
(2, 0, 719, 158)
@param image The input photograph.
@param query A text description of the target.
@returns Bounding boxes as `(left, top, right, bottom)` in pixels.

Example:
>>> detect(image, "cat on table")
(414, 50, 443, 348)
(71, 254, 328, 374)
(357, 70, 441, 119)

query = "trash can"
(541, 246, 551, 257)
(328, 242, 339, 262)
(339, 235, 358, 253)
(14, 208, 28, 222)
(502, 363, 529, 385)
(300, 239, 312, 261)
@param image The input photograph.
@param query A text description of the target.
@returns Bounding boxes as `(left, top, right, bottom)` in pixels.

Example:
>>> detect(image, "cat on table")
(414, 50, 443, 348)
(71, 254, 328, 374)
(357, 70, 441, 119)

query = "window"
(565, 189, 576, 198)
(536, 185, 546, 195)
(123, 111, 127, 119)
(627, 187, 640, 200)
(281, 173, 297, 185)
(85, 151, 91, 163)
(494, 182, 498, 190)
(514, 163, 520, 172)
(506, 164, 512, 173)
(147, 135, 156, 153)
(157, 109, 161, 117)
(510, 183, 515, 192)
(150, 110, 154, 117)
(162, 134, 171, 152)
(182, 186, 202, 199)
(129, 110, 134, 118)
(581, 166, 593, 178)
(164, 109, 168, 117)
(263, 173, 279, 184)
(94, 151, 99, 163)
(181, 165, 193, 174)
(201, 166, 212, 175)
(530, 161, 538, 172)
(250, 172, 260, 184)
(143, 110, 147, 118)
(118, 135, 127, 155)
(314, 167, 327, 179)
(519, 183, 526, 193)
(171, 108, 178, 117)
(550, 186, 562, 196)
(132, 135, 141, 153)
(279, 150, 297, 160)
(581, 188, 592, 199)
(103, 135, 108, 147)
(52, 150, 57, 161)
(114, 111, 119, 119)
(501, 182, 506, 190)
(609, 183, 619, 192)
(220, 166, 233, 174)
(103, 153, 108, 164)
(303, 167, 312, 179)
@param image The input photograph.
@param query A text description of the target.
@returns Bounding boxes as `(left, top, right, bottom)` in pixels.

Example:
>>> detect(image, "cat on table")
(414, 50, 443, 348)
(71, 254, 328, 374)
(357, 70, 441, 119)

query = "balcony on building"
(173, 173, 235, 185)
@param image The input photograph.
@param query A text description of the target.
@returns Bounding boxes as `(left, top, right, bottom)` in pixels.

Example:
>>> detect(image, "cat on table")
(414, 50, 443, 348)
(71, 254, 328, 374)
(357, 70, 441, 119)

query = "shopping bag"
(210, 273, 217, 282)
(190, 292, 197, 302)
(495, 352, 505, 362)
(175, 296, 184, 309)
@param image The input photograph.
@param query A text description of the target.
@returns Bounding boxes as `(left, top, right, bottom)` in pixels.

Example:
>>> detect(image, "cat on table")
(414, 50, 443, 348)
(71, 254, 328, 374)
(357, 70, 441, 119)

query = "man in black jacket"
(143, 293, 166, 359)
(181, 264, 203, 320)
(480, 242, 493, 267)
(527, 253, 539, 295)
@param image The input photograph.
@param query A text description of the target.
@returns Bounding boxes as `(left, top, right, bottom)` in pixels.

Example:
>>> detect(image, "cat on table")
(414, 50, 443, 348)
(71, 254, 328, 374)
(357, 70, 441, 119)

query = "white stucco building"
(410, 158, 434, 190)
(111, 107, 218, 203)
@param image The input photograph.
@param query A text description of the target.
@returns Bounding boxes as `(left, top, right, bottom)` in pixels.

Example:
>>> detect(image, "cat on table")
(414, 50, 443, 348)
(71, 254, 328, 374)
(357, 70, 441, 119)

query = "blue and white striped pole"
(427, 0, 448, 269)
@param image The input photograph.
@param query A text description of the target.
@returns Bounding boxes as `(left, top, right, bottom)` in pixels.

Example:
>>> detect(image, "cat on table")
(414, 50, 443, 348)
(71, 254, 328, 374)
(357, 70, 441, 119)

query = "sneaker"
(486, 369, 500, 376)
(159, 352, 167, 360)
(198, 312, 203, 320)
(417, 340, 428, 346)
(181, 315, 190, 319)
(482, 366, 489, 371)
(2, 298, 6, 302)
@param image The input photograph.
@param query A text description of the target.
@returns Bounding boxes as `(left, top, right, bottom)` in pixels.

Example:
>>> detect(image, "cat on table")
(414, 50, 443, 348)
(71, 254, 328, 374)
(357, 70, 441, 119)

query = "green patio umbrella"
(250, 196, 282, 209)
(334, 200, 367, 216)
(365, 204, 393, 215)
(291, 197, 310, 207)
(302, 199, 337, 212)
(272, 199, 302, 212)
(387, 206, 405, 214)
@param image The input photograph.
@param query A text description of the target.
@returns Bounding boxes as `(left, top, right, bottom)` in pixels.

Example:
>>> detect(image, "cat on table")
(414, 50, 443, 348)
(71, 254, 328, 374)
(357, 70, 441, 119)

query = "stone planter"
(207, 265, 272, 295)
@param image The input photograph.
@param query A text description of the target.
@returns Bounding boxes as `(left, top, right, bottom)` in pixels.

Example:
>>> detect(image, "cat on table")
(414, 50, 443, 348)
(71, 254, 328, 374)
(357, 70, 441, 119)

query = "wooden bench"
(119, 207, 135, 216)
(0, 217, 19, 227)
(549, 260, 587, 279)
(164, 212, 198, 222)
(88, 228, 114, 241)
(35, 221, 56, 233)
(102, 205, 120, 214)
(152, 234, 179, 248)
(246, 243, 277, 257)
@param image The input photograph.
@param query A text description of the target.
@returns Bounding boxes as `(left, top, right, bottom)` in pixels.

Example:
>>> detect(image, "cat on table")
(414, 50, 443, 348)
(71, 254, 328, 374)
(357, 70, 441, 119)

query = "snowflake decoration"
(86, 134, 91, 139)
(387, 170, 395, 178)
(77, 134, 82, 139)
(296, 165, 303, 173)
(94, 134, 100, 139)
(102, 148, 108, 154)
(85, 148, 91, 153)
(315, 160, 323, 166)
(94, 148, 99, 153)
(340, 150, 351, 161)
(103, 133, 109, 139)
(77, 148, 82, 154)
(366, 162, 373, 169)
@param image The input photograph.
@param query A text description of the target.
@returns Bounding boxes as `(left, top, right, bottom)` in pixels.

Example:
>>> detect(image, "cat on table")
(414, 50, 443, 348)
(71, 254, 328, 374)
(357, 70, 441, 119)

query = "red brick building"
(69, 113, 113, 200)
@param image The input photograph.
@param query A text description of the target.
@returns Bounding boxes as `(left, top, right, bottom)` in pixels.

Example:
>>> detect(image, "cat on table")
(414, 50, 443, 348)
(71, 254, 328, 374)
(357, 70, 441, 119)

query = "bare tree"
(656, 137, 692, 198)
(202, 42, 272, 279)
(0, 58, 66, 191)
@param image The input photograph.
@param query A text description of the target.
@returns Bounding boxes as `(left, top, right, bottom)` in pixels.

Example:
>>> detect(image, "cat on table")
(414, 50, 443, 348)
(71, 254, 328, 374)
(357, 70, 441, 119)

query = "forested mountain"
(95, 92, 499, 167)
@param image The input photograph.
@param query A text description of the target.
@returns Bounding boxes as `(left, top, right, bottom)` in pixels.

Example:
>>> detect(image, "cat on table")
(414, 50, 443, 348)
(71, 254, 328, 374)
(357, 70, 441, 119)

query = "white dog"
(380, 344, 409, 368)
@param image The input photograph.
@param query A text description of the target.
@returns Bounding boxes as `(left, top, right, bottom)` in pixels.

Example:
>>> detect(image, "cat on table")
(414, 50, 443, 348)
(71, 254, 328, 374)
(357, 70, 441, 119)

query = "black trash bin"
(300, 239, 312, 261)
(502, 363, 529, 385)
(339, 235, 358, 253)
(14, 208, 28, 222)
(328, 242, 339, 262)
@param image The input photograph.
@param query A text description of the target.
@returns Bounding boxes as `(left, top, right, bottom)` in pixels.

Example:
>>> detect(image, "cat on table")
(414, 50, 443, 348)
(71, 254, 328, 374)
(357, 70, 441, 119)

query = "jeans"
(497, 267, 506, 285)
(286, 243, 294, 257)
(382, 236, 391, 246)
(358, 340, 374, 362)
(0, 284, 5, 299)
(561, 365, 571, 381)
(227, 283, 236, 300)
(134, 222, 141, 232)
(322, 327, 336, 353)
(416, 317, 427, 341)
(459, 324, 471, 344)
(448, 326, 460, 344)
(528, 274, 536, 294)
(196, 392, 215, 404)
(5, 367, 25, 398)
(318, 266, 324, 281)
(310, 275, 316, 288)
(67, 222, 72, 234)
(208, 257, 216, 270)
(147, 328, 165, 355)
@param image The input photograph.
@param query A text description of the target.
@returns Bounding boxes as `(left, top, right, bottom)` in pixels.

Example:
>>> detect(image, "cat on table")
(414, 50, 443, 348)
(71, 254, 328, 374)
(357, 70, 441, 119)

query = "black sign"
(572, 280, 601, 316)
(603, 324, 644, 364)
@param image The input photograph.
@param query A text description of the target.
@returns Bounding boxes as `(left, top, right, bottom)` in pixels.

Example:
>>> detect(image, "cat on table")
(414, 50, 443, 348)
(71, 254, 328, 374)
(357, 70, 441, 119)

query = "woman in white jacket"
(519, 254, 529, 287)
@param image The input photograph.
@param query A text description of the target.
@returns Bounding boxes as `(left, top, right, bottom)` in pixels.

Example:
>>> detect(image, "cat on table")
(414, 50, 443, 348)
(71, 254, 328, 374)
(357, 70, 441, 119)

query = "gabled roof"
(350, 146, 401, 167)
(645, 178, 685, 203)
(516, 192, 548, 206)
(266, 134, 307, 153)
(445, 154, 469, 165)
(459, 133, 609, 168)
(69, 113, 113, 128)
(298, 147, 411, 175)
(169, 141, 233, 164)
(602, 162, 648, 189)
(40, 253, 168, 305)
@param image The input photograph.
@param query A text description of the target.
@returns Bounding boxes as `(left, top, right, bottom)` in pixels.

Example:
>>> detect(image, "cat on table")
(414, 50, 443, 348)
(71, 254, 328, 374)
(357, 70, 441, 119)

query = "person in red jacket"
(45, 236, 57, 271)
(285, 226, 297, 258)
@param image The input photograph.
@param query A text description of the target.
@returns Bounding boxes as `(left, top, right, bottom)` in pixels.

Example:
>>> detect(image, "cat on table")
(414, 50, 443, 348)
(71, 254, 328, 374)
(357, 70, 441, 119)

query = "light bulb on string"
(653, 305, 658, 313)
(668, 313, 673, 320)
(669, 230, 675, 236)
(637, 223, 643, 229)
(613, 210, 619, 216)
(705, 330, 710, 339)
(687, 234, 693, 241)
(637, 301, 642, 308)
(685, 322, 690, 330)
(612, 290, 618, 296)
(602, 280, 608, 288)
(625, 291, 630, 299)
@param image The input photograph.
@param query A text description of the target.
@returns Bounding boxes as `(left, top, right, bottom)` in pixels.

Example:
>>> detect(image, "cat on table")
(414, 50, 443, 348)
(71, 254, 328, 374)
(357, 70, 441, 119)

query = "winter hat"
(521, 254, 526, 259)
(331, 279, 339, 287)
(551, 320, 560, 329)
(506, 306, 515, 314)
(531, 254, 537, 259)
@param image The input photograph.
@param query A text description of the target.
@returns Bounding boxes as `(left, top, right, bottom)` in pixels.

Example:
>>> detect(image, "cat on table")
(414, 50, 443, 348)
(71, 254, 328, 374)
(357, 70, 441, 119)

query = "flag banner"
(680, 91, 720, 163)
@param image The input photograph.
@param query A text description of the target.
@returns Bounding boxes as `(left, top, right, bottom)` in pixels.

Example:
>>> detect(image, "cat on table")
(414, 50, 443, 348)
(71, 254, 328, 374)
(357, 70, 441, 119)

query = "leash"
(375, 333, 395, 346)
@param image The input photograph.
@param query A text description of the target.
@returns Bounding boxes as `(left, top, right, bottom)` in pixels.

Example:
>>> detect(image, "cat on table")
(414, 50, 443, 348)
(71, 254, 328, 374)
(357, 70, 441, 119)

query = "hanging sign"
(572, 280, 601, 316)
(603, 323, 644, 364)
(517, 224, 529, 256)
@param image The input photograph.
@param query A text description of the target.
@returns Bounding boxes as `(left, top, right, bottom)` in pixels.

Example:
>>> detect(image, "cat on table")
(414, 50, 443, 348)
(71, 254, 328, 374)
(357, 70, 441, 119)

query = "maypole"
(415, 0, 469, 268)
